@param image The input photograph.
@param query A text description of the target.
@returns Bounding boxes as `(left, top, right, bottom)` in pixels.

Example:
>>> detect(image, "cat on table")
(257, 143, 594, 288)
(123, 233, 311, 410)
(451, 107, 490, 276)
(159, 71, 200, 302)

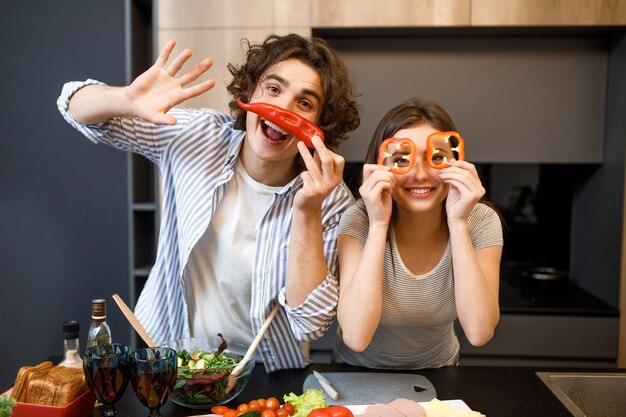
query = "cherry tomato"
(212, 406, 231, 415)
(276, 409, 289, 417)
(237, 404, 250, 415)
(224, 410, 238, 417)
(249, 400, 263, 412)
(266, 397, 280, 411)
(258, 399, 268, 410)
(281, 403, 296, 416)
(262, 409, 276, 417)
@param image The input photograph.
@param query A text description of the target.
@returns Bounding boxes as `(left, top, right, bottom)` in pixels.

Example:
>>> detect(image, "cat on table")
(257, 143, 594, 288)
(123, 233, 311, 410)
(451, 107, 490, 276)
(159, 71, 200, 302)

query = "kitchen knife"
(313, 370, 339, 400)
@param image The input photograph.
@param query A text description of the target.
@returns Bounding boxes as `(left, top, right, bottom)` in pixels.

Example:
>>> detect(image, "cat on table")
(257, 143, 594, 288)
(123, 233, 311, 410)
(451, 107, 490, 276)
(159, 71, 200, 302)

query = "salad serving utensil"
(112, 293, 156, 347)
(226, 303, 280, 392)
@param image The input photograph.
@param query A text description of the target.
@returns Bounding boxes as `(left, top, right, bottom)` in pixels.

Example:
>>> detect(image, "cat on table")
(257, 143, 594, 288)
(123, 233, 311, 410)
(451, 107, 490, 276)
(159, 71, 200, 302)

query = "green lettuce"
(283, 388, 327, 417)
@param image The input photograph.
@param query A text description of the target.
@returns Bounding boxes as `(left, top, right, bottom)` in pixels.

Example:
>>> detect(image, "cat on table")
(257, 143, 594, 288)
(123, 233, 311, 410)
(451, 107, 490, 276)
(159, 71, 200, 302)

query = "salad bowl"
(161, 336, 255, 409)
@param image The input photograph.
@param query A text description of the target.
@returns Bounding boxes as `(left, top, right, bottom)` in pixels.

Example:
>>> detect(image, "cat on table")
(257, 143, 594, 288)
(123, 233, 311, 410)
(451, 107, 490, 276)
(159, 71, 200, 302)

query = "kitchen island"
(89, 363, 618, 417)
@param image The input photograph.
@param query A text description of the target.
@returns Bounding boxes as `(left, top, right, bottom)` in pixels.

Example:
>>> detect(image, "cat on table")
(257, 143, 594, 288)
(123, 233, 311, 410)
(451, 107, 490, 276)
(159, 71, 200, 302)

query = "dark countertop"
(89, 364, 626, 417)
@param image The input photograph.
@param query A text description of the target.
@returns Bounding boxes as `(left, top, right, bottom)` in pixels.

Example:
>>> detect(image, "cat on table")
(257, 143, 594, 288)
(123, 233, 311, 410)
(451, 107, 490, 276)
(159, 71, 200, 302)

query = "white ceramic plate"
(346, 400, 471, 414)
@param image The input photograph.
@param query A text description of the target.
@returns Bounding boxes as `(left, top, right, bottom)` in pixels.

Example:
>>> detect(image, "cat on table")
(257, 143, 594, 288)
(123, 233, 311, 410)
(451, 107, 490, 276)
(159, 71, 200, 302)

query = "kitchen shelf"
(127, 0, 157, 349)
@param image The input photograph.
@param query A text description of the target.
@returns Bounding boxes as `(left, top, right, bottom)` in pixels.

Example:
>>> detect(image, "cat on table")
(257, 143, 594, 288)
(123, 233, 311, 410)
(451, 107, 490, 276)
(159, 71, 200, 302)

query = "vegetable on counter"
(283, 388, 328, 417)
(307, 405, 354, 417)
(0, 395, 16, 417)
(173, 333, 242, 406)
(211, 396, 296, 417)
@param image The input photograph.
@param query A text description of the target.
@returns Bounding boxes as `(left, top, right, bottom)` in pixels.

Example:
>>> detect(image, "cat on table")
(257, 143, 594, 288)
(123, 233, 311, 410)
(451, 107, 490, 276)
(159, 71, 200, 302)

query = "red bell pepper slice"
(427, 131, 465, 169)
(237, 98, 324, 148)
(377, 138, 416, 175)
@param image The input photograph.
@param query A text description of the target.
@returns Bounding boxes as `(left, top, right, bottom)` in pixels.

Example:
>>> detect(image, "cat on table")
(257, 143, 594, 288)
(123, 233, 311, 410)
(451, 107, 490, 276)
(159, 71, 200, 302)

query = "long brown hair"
(227, 33, 360, 150)
(365, 98, 457, 164)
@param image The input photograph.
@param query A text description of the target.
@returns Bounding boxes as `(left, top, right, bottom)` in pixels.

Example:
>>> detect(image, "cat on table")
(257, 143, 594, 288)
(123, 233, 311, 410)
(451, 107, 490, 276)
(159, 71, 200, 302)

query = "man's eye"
(266, 85, 279, 94)
(299, 100, 312, 110)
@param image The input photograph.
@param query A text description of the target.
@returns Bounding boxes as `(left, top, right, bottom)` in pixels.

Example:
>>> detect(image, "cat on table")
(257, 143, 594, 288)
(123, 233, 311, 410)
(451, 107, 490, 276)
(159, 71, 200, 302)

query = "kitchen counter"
(88, 364, 626, 417)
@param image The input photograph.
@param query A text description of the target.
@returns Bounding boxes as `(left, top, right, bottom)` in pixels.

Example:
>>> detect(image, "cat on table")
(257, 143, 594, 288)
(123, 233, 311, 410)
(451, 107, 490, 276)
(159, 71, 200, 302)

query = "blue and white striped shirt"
(57, 80, 355, 371)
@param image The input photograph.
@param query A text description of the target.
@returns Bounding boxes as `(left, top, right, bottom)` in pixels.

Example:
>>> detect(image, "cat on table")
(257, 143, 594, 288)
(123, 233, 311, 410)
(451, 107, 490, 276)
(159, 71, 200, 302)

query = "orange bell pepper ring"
(426, 131, 465, 169)
(377, 138, 416, 174)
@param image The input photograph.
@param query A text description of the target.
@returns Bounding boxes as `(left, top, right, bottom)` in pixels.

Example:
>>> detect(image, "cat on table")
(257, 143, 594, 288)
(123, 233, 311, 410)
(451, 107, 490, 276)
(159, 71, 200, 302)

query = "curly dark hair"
(226, 33, 360, 150)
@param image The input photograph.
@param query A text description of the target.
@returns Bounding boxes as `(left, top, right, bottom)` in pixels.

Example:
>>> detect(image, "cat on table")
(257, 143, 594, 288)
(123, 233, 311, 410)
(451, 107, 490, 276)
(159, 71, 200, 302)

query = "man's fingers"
(155, 40, 176, 68)
(181, 79, 216, 101)
(166, 49, 192, 76)
(178, 58, 213, 86)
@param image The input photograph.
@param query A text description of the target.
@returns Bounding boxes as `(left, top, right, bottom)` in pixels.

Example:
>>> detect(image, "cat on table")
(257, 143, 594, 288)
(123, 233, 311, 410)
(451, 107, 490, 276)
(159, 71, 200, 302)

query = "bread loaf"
(10, 361, 87, 406)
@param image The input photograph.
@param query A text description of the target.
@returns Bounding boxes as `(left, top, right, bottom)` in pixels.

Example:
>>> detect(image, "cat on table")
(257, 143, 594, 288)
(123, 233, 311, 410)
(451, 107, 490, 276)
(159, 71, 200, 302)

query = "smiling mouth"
(261, 118, 290, 143)
(408, 188, 434, 195)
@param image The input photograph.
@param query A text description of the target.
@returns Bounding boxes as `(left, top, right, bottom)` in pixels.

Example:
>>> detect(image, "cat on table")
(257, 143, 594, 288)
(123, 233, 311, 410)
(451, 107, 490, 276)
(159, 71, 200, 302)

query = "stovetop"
(499, 265, 619, 317)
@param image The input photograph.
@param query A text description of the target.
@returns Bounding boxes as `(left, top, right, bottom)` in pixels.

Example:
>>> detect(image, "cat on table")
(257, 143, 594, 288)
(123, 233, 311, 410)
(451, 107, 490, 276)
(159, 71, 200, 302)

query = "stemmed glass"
(130, 347, 177, 417)
(83, 343, 131, 417)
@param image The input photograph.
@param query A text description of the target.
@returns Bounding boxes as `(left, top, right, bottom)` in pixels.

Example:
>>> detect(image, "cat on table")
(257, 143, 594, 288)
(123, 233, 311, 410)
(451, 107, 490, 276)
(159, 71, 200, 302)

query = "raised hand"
(294, 136, 345, 212)
(125, 40, 215, 125)
(359, 164, 395, 226)
(439, 159, 485, 224)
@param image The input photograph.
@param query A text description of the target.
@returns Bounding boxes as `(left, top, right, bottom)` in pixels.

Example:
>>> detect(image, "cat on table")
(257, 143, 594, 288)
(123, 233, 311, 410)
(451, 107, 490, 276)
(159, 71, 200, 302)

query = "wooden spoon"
(226, 303, 280, 392)
(112, 294, 156, 347)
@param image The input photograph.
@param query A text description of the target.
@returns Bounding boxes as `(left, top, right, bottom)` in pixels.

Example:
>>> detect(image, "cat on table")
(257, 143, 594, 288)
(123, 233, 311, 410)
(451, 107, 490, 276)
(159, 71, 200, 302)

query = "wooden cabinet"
(310, 0, 470, 27)
(472, 0, 626, 26)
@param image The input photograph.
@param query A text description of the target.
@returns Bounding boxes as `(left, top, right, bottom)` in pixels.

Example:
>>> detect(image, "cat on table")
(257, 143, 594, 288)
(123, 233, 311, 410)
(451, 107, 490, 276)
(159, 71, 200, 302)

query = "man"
(57, 33, 359, 371)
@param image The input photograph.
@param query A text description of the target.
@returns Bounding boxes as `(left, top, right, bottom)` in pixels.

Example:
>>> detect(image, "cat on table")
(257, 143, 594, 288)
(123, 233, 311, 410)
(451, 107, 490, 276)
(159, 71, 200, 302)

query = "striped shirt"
(332, 200, 503, 369)
(57, 80, 355, 371)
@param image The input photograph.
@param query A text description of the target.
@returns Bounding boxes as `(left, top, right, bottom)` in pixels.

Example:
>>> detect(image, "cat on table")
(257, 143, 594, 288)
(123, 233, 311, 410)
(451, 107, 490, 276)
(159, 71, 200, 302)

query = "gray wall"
(0, 1, 130, 389)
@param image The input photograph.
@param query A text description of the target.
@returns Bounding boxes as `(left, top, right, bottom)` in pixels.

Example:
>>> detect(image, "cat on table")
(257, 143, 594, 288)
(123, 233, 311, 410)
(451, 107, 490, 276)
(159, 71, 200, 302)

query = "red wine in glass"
(83, 343, 131, 417)
(131, 347, 177, 417)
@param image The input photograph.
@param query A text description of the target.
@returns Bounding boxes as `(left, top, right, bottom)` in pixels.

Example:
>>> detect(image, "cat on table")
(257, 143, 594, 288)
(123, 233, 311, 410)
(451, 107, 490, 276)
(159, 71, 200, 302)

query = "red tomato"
(258, 399, 268, 410)
(276, 409, 289, 417)
(262, 409, 276, 417)
(224, 410, 238, 417)
(211, 406, 231, 415)
(327, 406, 354, 417)
(308, 410, 330, 417)
(308, 406, 354, 417)
(266, 397, 280, 411)
(237, 404, 250, 415)
(281, 403, 296, 416)
(249, 400, 263, 412)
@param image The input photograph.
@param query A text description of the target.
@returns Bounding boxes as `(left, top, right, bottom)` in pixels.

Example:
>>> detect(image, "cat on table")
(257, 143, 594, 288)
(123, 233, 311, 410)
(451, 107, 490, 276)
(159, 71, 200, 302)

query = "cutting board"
(303, 372, 436, 405)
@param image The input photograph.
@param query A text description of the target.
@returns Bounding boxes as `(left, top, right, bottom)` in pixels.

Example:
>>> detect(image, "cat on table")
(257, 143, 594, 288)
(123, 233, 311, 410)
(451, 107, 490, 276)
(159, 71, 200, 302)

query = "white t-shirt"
(184, 159, 280, 346)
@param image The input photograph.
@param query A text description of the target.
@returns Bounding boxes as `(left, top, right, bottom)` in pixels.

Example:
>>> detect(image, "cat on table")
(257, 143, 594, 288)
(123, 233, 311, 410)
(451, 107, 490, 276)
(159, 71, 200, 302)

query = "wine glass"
(83, 343, 131, 417)
(130, 347, 177, 417)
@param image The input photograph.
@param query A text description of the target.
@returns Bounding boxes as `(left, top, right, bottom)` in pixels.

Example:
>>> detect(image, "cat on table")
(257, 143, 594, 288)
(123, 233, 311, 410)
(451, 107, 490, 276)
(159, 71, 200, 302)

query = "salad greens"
(283, 389, 327, 417)
(0, 395, 15, 417)
(172, 334, 243, 406)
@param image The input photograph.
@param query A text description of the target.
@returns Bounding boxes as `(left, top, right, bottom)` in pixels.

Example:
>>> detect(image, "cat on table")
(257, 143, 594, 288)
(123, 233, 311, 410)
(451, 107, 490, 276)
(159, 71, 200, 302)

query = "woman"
(333, 99, 502, 369)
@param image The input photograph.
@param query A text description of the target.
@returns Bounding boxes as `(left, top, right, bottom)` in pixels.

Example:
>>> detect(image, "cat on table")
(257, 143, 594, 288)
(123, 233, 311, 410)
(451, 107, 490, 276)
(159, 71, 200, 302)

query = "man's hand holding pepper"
(285, 136, 345, 307)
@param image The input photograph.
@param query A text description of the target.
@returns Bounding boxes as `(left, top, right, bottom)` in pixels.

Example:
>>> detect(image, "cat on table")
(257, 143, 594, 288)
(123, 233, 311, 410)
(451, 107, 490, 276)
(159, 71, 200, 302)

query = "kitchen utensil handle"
(231, 303, 280, 377)
(112, 294, 156, 347)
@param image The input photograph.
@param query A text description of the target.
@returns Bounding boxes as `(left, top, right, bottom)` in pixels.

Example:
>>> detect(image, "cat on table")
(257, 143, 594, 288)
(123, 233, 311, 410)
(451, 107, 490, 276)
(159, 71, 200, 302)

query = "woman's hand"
(124, 39, 216, 125)
(359, 163, 395, 226)
(293, 136, 345, 213)
(439, 159, 485, 224)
